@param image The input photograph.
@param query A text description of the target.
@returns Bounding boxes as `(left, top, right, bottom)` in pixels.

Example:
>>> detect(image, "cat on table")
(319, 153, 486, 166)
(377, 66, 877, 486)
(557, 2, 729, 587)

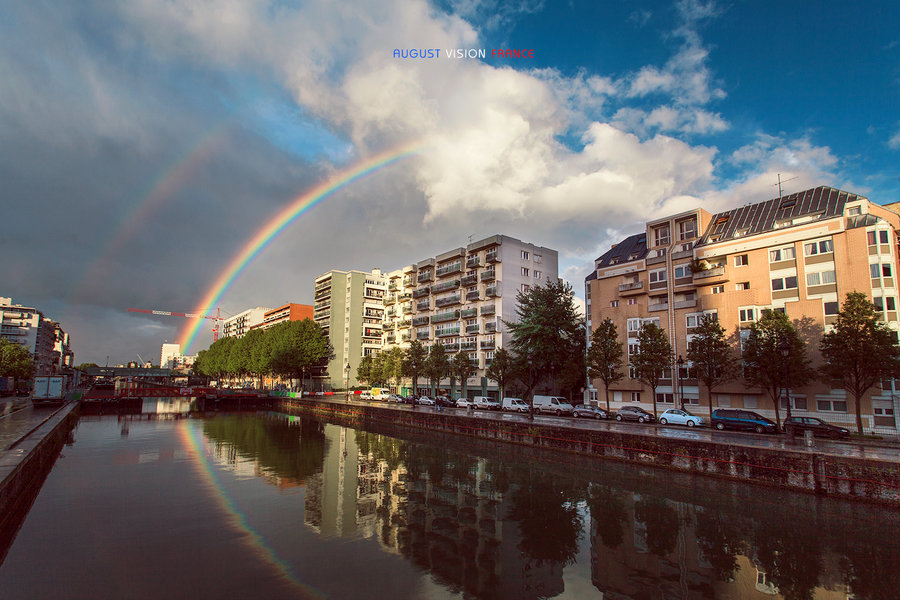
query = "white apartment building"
(221, 306, 271, 338)
(1, 296, 71, 376)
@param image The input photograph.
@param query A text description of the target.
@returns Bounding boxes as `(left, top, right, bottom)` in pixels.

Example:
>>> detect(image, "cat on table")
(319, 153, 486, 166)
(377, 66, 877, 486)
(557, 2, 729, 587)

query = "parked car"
(360, 391, 373, 400)
(435, 395, 455, 408)
(533, 395, 575, 416)
(711, 409, 777, 434)
(473, 396, 501, 410)
(783, 416, 850, 439)
(659, 408, 704, 427)
(502, 397, 530, 413)
(387, 394, 404, 403)
(615, 406, 656, 423)
(573, 404, 610, 419)
(456, 397, 474, 408)
(417, 396, 435, 406)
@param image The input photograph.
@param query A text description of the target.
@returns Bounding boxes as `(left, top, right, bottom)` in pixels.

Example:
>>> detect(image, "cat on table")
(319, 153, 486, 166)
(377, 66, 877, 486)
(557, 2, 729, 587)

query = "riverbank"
(279, 397, 900, 506)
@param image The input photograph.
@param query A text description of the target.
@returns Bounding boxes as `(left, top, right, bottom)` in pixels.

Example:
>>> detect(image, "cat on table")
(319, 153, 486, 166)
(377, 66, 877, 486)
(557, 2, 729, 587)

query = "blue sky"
(1, 0, 898, 363)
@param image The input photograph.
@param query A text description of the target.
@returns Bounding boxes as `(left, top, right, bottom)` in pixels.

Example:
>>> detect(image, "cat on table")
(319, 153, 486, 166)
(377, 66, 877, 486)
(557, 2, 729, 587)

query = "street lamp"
(527, 354, 535, 421)
(411, 360, 417, 409)
(676, 355, 685, 410)
(778, 336, 793, 430)
(345, 363, 351, 402)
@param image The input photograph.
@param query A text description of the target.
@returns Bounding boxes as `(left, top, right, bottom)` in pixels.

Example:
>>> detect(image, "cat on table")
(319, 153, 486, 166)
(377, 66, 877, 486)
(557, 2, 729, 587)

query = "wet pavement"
(0, 397, 56, 450)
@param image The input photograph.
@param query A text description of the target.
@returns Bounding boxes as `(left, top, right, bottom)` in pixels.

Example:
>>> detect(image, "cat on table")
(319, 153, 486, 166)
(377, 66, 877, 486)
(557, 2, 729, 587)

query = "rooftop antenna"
(774, 173, 798, 199)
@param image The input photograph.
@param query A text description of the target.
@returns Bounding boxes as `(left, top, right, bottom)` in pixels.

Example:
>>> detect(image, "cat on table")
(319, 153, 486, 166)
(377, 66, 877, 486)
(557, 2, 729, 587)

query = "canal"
(1, 406, 898, 599)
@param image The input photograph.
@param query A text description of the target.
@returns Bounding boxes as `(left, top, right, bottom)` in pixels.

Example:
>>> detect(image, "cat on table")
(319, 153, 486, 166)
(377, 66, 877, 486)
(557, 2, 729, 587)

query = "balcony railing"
(398, 319, 411, 328)
(460, 274, 478, 286)
(693, 266, 725, 280)
(416, 300, 430, 311)
(460, 308, 478, 318)
(435, 263, 462, 277)
(436, 328, 461, 337)
(314, 280, 331, 291)
(418, 271, 434, 283)
(485, 285, 500, 297)
(431, 310, 460, 323)
(435, 294, 462, 307)
(648, 302, 669, 312)
(466, 256, 481, 268)
(401, 334, 411, 342)
(485, 249, 500, 263)
(466, 290, 480, 301)
(480, 305, 496, 316)
(485, 322, 497, 333)
(413, 287, 430, 298)
(388, 282, 399, 291)
(417, 331, 430, 340)
(432, 279, 461, 293)
(460, 341, 477, 351)
(412, 316, 430, 326)
(481, 270, 496, 282)
(385, 335, 396, 343)
(480, 340, 495, 349)
(384, 295, 395, 305)
(464, 323, 479, 334)
(403, 277, 415, 287)
(398, 293, 412, 302)
(618, 281, 643, 292)
(442, 343, 460, 352)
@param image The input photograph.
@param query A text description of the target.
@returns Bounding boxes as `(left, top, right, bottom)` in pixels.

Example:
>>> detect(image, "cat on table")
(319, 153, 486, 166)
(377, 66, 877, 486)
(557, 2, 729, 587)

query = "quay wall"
(0, 402, 80, 561)
(278, 398, 900, 506)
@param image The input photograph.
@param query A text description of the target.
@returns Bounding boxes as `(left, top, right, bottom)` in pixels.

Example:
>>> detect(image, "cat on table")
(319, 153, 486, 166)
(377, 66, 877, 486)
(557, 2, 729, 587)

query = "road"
(0, 396, 60, 450)
(339, 395, 900, 463)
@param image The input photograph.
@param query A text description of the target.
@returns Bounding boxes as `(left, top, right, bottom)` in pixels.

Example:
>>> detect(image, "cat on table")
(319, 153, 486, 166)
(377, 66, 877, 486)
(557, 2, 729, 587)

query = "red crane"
(127, 307, 223, 341)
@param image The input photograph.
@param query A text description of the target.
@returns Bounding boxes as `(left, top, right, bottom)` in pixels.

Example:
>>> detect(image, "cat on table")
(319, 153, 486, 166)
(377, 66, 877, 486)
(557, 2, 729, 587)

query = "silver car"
(659, 408, 704, 427)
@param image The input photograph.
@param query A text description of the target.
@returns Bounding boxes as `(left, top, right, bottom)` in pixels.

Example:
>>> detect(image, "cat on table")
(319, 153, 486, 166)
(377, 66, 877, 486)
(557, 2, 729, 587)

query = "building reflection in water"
(202, 413, 900, 599)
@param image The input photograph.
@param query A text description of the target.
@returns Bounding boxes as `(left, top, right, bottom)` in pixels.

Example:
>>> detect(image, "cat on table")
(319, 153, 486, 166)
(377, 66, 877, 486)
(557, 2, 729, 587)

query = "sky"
(1, 0, 899, 365)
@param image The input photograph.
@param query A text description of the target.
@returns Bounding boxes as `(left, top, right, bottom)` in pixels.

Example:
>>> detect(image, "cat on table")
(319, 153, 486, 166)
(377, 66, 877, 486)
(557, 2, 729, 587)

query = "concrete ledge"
(279, 398, 900, 506)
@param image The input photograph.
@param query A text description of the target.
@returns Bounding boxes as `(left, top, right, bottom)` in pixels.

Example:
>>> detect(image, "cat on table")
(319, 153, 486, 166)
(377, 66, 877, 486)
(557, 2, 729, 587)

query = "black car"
(783, 416, 850, 439)
(711, 409, 778, 434)
(573, 404, 610, 419)
(435, 395, 455, 408)
(615, 406, 655, 423)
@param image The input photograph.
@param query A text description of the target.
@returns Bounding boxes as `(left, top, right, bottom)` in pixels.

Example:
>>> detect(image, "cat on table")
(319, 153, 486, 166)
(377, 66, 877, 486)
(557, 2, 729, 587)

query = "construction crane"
(127, 307, 223, 341)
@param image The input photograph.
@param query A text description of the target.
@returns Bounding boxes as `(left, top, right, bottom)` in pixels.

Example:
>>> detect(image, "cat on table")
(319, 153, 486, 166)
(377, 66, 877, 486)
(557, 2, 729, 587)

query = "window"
(743, 395, 758, 409)
(610, 300, 619, 307)
(824, 301, 839, 316)
(520, 284, 531, 292)
(734, 254, 749, 266)
(804, 239, 833, 256)
(674, 265, 692, 279)
(631, 392, 641, 402)
(521, 250, 529, 260)
(717, 394, 731, 407)
(628, 319, 641, 332)
(779, 395, 807, 411)
(678, 219, 697, 240)
(627, 297, 638, 305)
(881, 230, 890, 244)
(771, 276, 798, 291)
(521, 267, 530, 276)
(649, 269, 667, 283)
(656, 393, 674, 404)
(868, 231, 877, 245)
(711, 285, 724, 294)
(769, 246, 796, 262)
(654, 225, 670, 246)
(817, 398, 848, 412)
(534, 270, 542, 279)
(888, 297, 896, 311)
(686, 314, 699, 328)
(884, 264, 893, 277)
(628, 342, 640, 355)
(739, 308, 755, 322)
(871, 263, 881, 279)
(848, 206, 861, 216)
(736, 282, 750, 291)
(874, 297, 884, 311)
(533, 254, 542, 264)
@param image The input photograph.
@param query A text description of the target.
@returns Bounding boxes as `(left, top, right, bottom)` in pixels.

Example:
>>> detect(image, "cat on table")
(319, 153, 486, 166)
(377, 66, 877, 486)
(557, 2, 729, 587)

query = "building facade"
(586, 186, 900, 434)
(313, 269, 387, 389)
(221, 306, 271, 338)
(382, 235, 559, 397)
(257, 303, 315, 330)
(1, 296, 73, 378)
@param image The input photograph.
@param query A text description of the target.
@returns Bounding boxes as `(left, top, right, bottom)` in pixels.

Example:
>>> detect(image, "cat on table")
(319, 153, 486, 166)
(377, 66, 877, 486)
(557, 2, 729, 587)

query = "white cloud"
(889, 128, 900, 149)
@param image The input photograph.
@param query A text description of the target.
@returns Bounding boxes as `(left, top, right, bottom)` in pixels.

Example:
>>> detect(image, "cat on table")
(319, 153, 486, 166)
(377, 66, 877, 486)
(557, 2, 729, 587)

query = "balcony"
(401, 333, 411, 342)
(435, 294, 462, 308)
(485, 248, 500, 263)
(646, 253, 667, 266)
(384, 295, 395, 305)
(417, 331, 430, 340)
(443, 343, 460, 352)
(314, 300, 331, 311)
(412, 316, 430, 326)
(484, 321, 497, 333)
(466, 290, 481, 301)
(418, 271, 434, 283)
(388, 281, 399, 291)
(413, 287, 430, 299)
(436, 328, 461, 338)
(461, 308, 478, 318)
(671, 248, 693, 260)
(399, 319, 411, 328)
(416, 300, 431, 311)
(363, 328, 382, 338)
(314, 279, 332, 292)
(385, 335, 396, 343)
(460, 341, 477, 351)
(466, 256, 481, 269)
(461, 274, 478, 286)
(674, 299, 697, 309)
(313, 310, 330, 320)
(618, 281, 644, 296)
(485, 285, 500, 298)
(403, 277, 415, 288)
(436, 262, 462, 278)
(480, 305, 496, 316)
(433, 279, 461, 293)
(692, 266, 727, 286)
(648, 302, 669, 312)
(480, 340, 495, 349)
(398, 293, 412, 302)
(466, 324, 480, 334)
(481, 270, 496, 282)
(431, 310, 460, 323)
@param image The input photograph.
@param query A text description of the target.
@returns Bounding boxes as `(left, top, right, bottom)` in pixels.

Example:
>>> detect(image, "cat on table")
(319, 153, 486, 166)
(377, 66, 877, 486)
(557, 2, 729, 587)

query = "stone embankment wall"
(279, 398, 900, 506)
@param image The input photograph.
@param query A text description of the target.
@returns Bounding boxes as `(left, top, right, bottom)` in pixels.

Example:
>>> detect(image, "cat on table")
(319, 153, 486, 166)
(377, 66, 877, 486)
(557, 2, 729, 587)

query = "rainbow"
(178, 143, 423, 353)
(177, 419, 323, 598)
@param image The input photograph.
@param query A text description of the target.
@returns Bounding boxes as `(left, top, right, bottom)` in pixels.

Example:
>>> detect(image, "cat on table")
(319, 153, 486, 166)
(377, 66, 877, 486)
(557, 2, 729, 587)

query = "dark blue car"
(711, 409, 777, 434)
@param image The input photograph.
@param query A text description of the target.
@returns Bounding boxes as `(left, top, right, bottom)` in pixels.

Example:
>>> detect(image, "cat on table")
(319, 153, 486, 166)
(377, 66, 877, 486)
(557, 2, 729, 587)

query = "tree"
(425, 343, 450, 397)
(356, 355, 373, 387)
(486, 347, 517, 400)
(686, 314, 739, 416)
(76, 362, 99, 372)
(451, 352, 476, 399)
(630, 322, 672, 418)
(820, 292, 900, 434)
(586, 319, 625, 411)
(0, 338, 34, 388)
(504, 280, 582, 410)
(382, 347, 406, 389)
(404, 340, 428, 397)
(370, 351, 386, 386)
(269, 319, 333, 390)
(556, 320, 587, 402)
(742, 309, 812, 430)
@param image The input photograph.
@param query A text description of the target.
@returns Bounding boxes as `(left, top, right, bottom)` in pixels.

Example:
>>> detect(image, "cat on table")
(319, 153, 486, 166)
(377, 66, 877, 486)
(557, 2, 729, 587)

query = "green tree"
(269, 319, 333, 390)
(0, 338, 34, 388)
(370, 351, 386, 386)
(557, 320, 587, 402)
(425, 343, 450, 397)
(451, 351, 476, 399)
(75, 362, 99, 372)
(503, 280, 582, 410)
(586, 318, 625, 411)
(486, 347, 517, 400)
(404, 340, 428, 397)
(820, 291, 900, 434)
(742, 309, 812, 430)
(382, 346, 405, 389)
(630, 322, 672, 418)
(356, 355, 373, 387)
(686, 314, 739, 416)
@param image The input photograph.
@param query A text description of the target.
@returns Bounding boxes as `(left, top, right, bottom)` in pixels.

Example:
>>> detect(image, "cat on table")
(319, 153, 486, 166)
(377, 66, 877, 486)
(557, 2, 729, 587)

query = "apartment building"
(257, 303, 314, 330)
(382, 234, 559, 398)
(586, 186, 900, 434)
(313, 269, 387, 389)
(220, 306, 271, 338)
(1, 296, 73, 377)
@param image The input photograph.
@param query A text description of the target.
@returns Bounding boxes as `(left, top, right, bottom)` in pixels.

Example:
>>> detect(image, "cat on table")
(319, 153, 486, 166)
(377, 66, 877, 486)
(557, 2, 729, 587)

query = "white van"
(502, 397, 529, 413)
(473, 396, 500, 410)
(532, 395, 574, 416)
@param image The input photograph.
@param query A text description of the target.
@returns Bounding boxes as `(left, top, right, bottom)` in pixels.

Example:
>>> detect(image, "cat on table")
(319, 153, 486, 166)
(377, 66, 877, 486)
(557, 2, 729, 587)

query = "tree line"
(193, 319, 333, 389)
(587, 291, 900, 433)
(0, 338, 34, 388)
